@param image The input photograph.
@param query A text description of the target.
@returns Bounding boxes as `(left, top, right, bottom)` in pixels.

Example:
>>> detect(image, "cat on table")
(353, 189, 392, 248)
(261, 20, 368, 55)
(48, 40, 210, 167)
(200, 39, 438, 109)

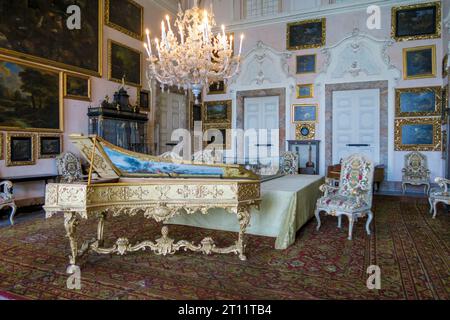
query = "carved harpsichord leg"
(64, 212, 80, 266)
(236, 207, 251, 261)
(97, 212, 107, 247)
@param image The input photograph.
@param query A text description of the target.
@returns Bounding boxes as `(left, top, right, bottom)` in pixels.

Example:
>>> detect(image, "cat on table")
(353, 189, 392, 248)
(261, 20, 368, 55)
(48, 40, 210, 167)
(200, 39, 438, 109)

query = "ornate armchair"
(428, 177, 450, 218)
(56, 152, 83, 183)
(402, 151, 430, 194)
(280, 151, 298, 175)
(315, 154, 375, 240)
(0, 180, 17, 225)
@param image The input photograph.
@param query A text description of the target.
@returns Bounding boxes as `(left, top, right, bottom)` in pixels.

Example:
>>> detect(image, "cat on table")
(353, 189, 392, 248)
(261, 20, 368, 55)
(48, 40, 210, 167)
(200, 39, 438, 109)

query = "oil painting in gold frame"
(6, 132, 37, 167)
(108, 39, 142, 87)
(105, 0, 143, 40)
(394, 118, 441, 151)
(297, 84, 314, 99)
(203, 100, 232, 124)
(0, 56, 64, 133)
(203, 123, 232, 150)
(391, 1, 441, 42)
(38, 133, 63, 159)
(403, 45, 436, 80)
(292, 104, 318, 123)
(287, 18, 326, 50)
(64, 73, 91, 101)
(395, 86, 441, 117)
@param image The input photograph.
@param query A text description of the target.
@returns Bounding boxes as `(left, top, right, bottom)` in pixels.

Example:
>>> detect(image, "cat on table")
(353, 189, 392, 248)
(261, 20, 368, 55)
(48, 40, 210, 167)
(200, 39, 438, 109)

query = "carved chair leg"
(64, 212, 80, 266)
(337, 215, 342, 229)
(365, 210, 373, 236)
(432, 201, 438, 219)
(237, 209, 251, 261)
(402, 183, 406, 194)
(428, 197, 434, 214)
(315, 209, 321, 231)
(9, 203, 17, 226)
(347, 215, 354, 240)
(97, 212, 107, 247)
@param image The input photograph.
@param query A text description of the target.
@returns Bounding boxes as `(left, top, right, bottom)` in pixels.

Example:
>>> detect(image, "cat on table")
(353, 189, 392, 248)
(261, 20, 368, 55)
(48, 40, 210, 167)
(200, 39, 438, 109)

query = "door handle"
(255, 144, 273, 147)
(346, 144, 370, 147)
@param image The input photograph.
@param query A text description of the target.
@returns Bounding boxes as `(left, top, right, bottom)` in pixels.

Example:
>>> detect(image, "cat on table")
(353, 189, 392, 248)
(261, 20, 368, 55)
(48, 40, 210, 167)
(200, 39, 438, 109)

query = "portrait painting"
(0, 0, 101, 76)
(108, 40, 142, 87)
(105, 0, 143, 40)
(392, 2, 441, 41)
(297, 84, 314, 99)
(0, 58, 62, 132)
(38, 134, 62, 159)
(287, 18, 326, 50)
(6, 133, 36, 166)
(296, 55, 316, 74)
(203, 100, 232, 123)
(395, 118, 441, 151)
(64, 74, 91, 101)
(403, 45, 436, 79)
(292, 105, 318, 123)
(395, 87, 441, 117)
(139, 90, 150, 111)
(208, 81, 226, 95)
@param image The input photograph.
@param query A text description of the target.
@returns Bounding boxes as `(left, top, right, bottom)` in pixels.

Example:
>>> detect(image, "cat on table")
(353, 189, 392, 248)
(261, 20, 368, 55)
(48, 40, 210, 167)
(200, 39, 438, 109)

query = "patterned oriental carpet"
(0, 196, 448, 300)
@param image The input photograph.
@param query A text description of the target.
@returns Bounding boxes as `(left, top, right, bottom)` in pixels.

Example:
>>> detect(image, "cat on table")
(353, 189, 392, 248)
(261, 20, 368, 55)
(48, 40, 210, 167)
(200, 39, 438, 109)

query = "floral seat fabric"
(315, 154, 375, 240)
(402, 152, 430, 194)
(428, 177, 450, 218)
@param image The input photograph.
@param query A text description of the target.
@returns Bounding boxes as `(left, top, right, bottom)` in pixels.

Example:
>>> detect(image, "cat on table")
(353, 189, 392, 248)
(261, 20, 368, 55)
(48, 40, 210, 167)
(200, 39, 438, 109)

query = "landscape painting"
(0, 0, 101, 75)
(396, 87, 441, 117)
(109, 40, 142, 87)
(204, 100, 231, 123)
(403, 46, 435, 79)
(39, 135, 62, 159)
(287, 19, 325, 50)
(0, 58, 62, 132)
(296, 55, 316, 74)
(297, 84, 314, 98)
(64, 74, 91, 101)
(392, 2, 440, 41)
(395, 118, 441, 151)
(6, 133, 36, 166)
(106, 0, 143, 40)
(292, 104, 317, 123)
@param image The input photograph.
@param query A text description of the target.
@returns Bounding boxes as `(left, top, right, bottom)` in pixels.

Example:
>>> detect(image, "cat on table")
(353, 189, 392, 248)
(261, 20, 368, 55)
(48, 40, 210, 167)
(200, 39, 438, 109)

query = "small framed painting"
(105, 0, 143, 40)
(203, 100, 232, 124)
(403, 45, 436, 79)
(296, 55, 316, 74)
(394, 118, 441, 151)
(203, 123, 232, 150)
(391, 2, 441, 42)
(287, 18, 326, 50)
(6, 133, 36, 166)
(108, 39, 142, 87)
(208, 81, 226, 95)
(443, 54, 448, 78)
(295, 123, 315, 140)
(139, 89, 150, 112)
(38, 134, 62, 159)
(297, 84, 314, 99)
(190, 102, 202, 130)
(395, 87, 441, 117)
(64, 73, 91, 101)
(292, 104, 318, 123)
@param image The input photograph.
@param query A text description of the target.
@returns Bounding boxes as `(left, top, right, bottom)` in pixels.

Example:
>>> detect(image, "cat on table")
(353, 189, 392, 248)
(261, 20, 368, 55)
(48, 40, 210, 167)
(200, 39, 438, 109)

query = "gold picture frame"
(0, 55, 64, 133)
(203, 123, 232, 150)
(37, 133, 63, 159)
(108, 39, 142, 87)
(295, 123, 315, 140)
(208, 81, 227, 95)
(287, 18, 326, 50)
(394, 117, 441, 151)
(395, 86, 442, 117)
(105, 0, 143, 40)
(291, 104, 318, 123)
(0, 0, 103, 77)
(296, 84, 314, 99)
(203, 100, 232, 124)
(64, 73, 91, 101)
(391, 1, 441, 42)
(403, 45, 436, 80)
(6, 132, 37, 166)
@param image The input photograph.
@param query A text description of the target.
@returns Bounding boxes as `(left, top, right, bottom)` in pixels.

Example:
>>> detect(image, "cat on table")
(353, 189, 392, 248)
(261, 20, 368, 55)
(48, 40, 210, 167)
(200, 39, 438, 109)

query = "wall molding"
(151, 0, 179, 15)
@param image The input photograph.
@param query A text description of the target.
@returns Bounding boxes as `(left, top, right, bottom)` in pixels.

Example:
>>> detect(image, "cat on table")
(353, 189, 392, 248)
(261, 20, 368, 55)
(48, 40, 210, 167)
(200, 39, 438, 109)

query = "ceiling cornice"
(149, 0, 178, 15)
(223, 0, 443, 32)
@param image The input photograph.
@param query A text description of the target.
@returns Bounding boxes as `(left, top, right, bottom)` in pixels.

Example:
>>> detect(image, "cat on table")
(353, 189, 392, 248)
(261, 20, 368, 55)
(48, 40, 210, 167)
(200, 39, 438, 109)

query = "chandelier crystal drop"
(143, 0, 243, 103)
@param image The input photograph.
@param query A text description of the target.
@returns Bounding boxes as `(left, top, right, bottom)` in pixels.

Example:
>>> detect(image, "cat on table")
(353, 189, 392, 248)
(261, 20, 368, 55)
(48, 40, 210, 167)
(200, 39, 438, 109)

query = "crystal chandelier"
(143, 0, 243, 103)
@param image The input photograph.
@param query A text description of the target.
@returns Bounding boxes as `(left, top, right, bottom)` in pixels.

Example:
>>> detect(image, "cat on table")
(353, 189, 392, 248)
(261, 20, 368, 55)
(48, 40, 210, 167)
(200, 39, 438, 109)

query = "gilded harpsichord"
(44, 135, 261, 268)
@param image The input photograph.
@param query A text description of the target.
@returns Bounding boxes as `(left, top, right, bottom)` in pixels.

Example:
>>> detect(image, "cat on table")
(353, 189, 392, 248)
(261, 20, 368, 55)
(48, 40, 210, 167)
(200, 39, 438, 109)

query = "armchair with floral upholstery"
(315, 154, 375, 240)
(428, 177, 450, 218)
(0, 180, 17, 225)
(401, 151, 430, 194)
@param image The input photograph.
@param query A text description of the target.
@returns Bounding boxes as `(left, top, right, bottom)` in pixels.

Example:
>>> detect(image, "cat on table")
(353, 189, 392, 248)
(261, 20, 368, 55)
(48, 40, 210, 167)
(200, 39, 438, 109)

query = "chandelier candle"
(143, 1, 243, 103)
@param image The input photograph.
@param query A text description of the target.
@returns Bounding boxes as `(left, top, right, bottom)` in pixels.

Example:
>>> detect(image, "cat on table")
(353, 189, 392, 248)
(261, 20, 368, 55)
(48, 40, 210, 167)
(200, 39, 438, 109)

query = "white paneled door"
(159, 92, 187, 154)
(244, 96, 279, 166)
(332, 89, 380, 164)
